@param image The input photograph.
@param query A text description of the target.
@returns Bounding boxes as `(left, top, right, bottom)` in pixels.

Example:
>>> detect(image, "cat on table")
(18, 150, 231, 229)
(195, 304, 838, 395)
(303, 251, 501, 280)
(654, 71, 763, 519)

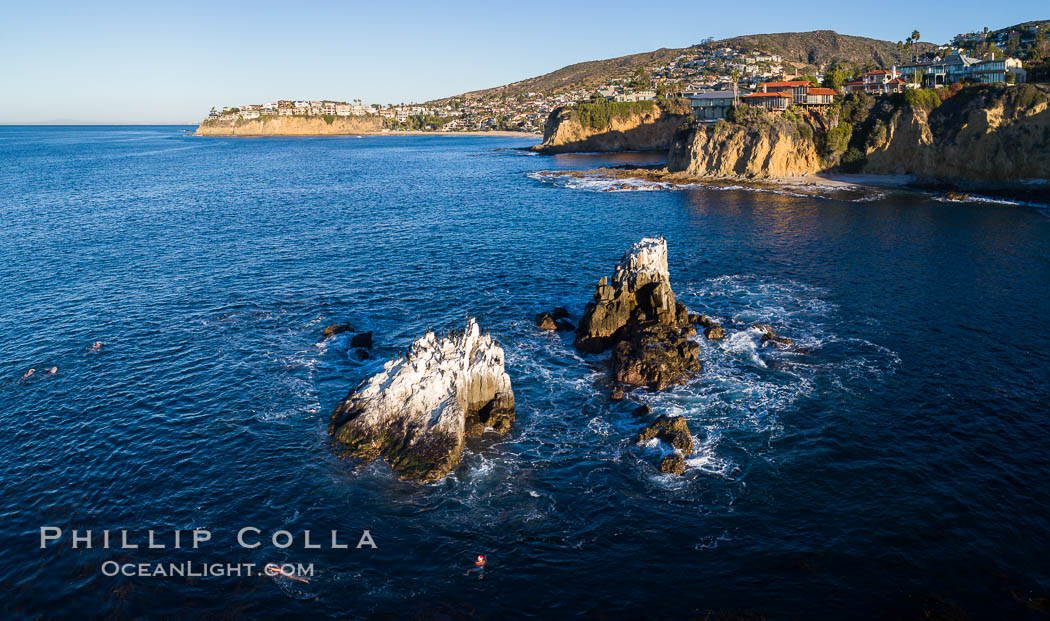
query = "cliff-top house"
(844, 69, 909, 95)
(898, 52, 1026, 86)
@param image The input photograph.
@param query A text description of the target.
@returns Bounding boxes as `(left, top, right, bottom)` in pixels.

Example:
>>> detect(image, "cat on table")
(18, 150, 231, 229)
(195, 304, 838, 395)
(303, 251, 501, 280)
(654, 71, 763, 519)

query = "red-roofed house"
(756, 80, 812, 105)
(806, 87, 838, 106)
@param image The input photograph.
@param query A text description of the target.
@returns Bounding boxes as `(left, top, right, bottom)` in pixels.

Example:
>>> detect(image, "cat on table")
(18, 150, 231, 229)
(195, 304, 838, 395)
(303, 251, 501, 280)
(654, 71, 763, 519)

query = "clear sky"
(1, 1, 1044, 124)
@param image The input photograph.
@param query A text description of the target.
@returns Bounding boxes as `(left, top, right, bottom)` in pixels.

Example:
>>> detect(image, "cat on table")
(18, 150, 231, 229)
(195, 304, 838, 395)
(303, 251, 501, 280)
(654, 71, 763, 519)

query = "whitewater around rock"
(328, 318, 515, 482)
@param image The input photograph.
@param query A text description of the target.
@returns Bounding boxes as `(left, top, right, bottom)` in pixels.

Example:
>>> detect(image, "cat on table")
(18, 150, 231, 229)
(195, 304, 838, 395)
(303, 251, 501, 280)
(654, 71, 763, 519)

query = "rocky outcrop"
(636, 414, 695, 475)
(575, 237, 700, 391)
(754, 324, 792, 347)
(534, 104, 690, 154)
(328, 318, 514, 483)
(667, 118, 822, 179)
(350, 331, 373, 349)
(535, 308, 574, 332)
(320, 323, 353, 340)
(860, 85, 1050, 185)
(195, 115, 383, 136)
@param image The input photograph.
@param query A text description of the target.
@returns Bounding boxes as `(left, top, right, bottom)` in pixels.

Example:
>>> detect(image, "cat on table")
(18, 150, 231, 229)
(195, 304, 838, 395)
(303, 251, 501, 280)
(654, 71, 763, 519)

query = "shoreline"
(542, 166, 1050, 206)
(192, 127, 541, 138)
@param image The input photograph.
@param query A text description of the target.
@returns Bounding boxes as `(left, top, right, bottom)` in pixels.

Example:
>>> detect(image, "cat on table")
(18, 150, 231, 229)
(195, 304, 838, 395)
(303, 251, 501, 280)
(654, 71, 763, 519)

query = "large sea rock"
(575, 237, 700, 390)
(328, 318, 514, 483)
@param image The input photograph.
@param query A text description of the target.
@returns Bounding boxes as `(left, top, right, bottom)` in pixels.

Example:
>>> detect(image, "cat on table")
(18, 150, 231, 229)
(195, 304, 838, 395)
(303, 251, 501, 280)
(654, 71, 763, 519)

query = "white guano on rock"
(328, 318, 514, 482)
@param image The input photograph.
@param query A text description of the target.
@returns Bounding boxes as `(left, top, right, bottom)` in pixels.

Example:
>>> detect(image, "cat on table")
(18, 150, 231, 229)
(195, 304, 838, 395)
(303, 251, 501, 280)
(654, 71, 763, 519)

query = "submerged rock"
(754, 324, 792, 347)
(536, 309, 575, 332)
(320, 323, 353, 341)
(350, 331, 373, 349)
(575, 237, 700, 391)
(660, 454, 686, 475)
(704, 324, 726, 340)
(328, 318, 514, 483)
(637, 415, 694, 476)
(535, 312, 558, 331)
(636, 414, 694, 455)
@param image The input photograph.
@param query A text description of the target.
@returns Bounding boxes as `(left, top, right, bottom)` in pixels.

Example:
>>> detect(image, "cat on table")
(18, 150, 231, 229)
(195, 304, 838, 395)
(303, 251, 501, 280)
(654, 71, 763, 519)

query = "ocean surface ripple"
(1, 127, 1048, 619)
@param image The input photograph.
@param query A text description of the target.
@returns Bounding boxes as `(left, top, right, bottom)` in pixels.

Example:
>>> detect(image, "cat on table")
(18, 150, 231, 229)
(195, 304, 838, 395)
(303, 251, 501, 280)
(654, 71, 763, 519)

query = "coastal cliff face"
(195, 115, 383, 136)
(860, 86, 1050, 184)
(534, 104, 690, 153)
(665, 85, 1049, 186)
(667, 119, 822, 179)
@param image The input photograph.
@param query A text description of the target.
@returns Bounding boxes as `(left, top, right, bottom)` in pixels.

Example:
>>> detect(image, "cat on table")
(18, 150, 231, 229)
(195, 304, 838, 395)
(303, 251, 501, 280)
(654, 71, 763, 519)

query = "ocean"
(1, 125, 1049, 619)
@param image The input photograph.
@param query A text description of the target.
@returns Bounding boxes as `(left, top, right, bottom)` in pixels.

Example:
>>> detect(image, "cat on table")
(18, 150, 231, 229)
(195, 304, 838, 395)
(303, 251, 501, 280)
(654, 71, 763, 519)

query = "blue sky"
(1, 0, 1044, 123)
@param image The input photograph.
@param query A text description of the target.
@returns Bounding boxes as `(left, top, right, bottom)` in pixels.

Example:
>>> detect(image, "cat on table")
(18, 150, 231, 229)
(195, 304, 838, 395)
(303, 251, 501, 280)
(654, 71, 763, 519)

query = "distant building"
(755, 81, 811, 105)
(898, 52, 1025, 87)
(688, 91, 739, 121)
(844, 69, 908, 95)
(805, 87, 838, 105)
(740, 91, 792, 112)
(754, 80, 835, 108)
(614, 90, 656, 102)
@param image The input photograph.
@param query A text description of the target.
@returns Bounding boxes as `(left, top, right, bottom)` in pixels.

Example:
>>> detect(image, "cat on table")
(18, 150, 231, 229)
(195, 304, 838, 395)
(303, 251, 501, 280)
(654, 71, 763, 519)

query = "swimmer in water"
(89, 341, 102, 353)
(465, 554, 486, 579)
(265, 563, 310, 584)
(20, 368, 35, 382)
(47, 367, 58, 375)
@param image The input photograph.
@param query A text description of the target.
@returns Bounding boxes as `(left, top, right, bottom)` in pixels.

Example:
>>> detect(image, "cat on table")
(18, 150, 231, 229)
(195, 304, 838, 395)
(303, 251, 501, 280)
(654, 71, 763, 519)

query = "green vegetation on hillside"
(572, 99, 657, 130)
(708, 30, 933, 72)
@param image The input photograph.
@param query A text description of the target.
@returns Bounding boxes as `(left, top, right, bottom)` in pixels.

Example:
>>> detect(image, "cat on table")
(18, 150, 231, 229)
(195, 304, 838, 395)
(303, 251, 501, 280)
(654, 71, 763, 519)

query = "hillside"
(953, 20, 1050, 59)
(712, 30, 934, 68)
(441, 30, 934, 102)
(452, 48, 685, 100)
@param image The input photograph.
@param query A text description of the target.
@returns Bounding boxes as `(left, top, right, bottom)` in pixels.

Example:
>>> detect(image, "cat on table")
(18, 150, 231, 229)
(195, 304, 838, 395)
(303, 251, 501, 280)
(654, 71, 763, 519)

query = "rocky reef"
(575, 237, 700, 391)
(328, 318, 514, 483)
(533, 102, 691, 154)
(636, 415, 695, 475)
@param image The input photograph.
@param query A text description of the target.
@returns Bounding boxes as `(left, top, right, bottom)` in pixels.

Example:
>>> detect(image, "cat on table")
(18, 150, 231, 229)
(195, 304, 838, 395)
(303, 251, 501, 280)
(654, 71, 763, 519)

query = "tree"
(629, 68, 651, 90)
(912, 30, 921, 43)
(822, 62, 855, 91)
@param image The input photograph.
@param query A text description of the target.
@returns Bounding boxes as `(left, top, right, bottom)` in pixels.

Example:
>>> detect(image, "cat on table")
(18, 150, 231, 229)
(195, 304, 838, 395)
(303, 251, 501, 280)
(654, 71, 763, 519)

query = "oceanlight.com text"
(99, 561, 314, 579)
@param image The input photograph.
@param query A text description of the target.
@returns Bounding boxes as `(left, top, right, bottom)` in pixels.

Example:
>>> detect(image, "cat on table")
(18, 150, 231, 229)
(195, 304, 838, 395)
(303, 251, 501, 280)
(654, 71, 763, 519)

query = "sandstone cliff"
(534, 103, 690, 154)
(667, 118, 822, 179)
(666, 84, 1049, 187)
(328, 318, 514, 483)
(860, 85, 1050, 185)
(195, 115, 383, 136)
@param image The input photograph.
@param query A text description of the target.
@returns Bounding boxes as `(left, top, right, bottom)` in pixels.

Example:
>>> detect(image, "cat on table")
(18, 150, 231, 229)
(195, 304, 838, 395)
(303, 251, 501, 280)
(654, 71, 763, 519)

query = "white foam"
(528, 171, 671, 192)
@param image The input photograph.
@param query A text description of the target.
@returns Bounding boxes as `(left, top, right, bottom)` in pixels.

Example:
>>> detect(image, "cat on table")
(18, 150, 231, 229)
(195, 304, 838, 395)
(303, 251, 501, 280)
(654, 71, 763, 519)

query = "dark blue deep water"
(2, 126, 1049, 620)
